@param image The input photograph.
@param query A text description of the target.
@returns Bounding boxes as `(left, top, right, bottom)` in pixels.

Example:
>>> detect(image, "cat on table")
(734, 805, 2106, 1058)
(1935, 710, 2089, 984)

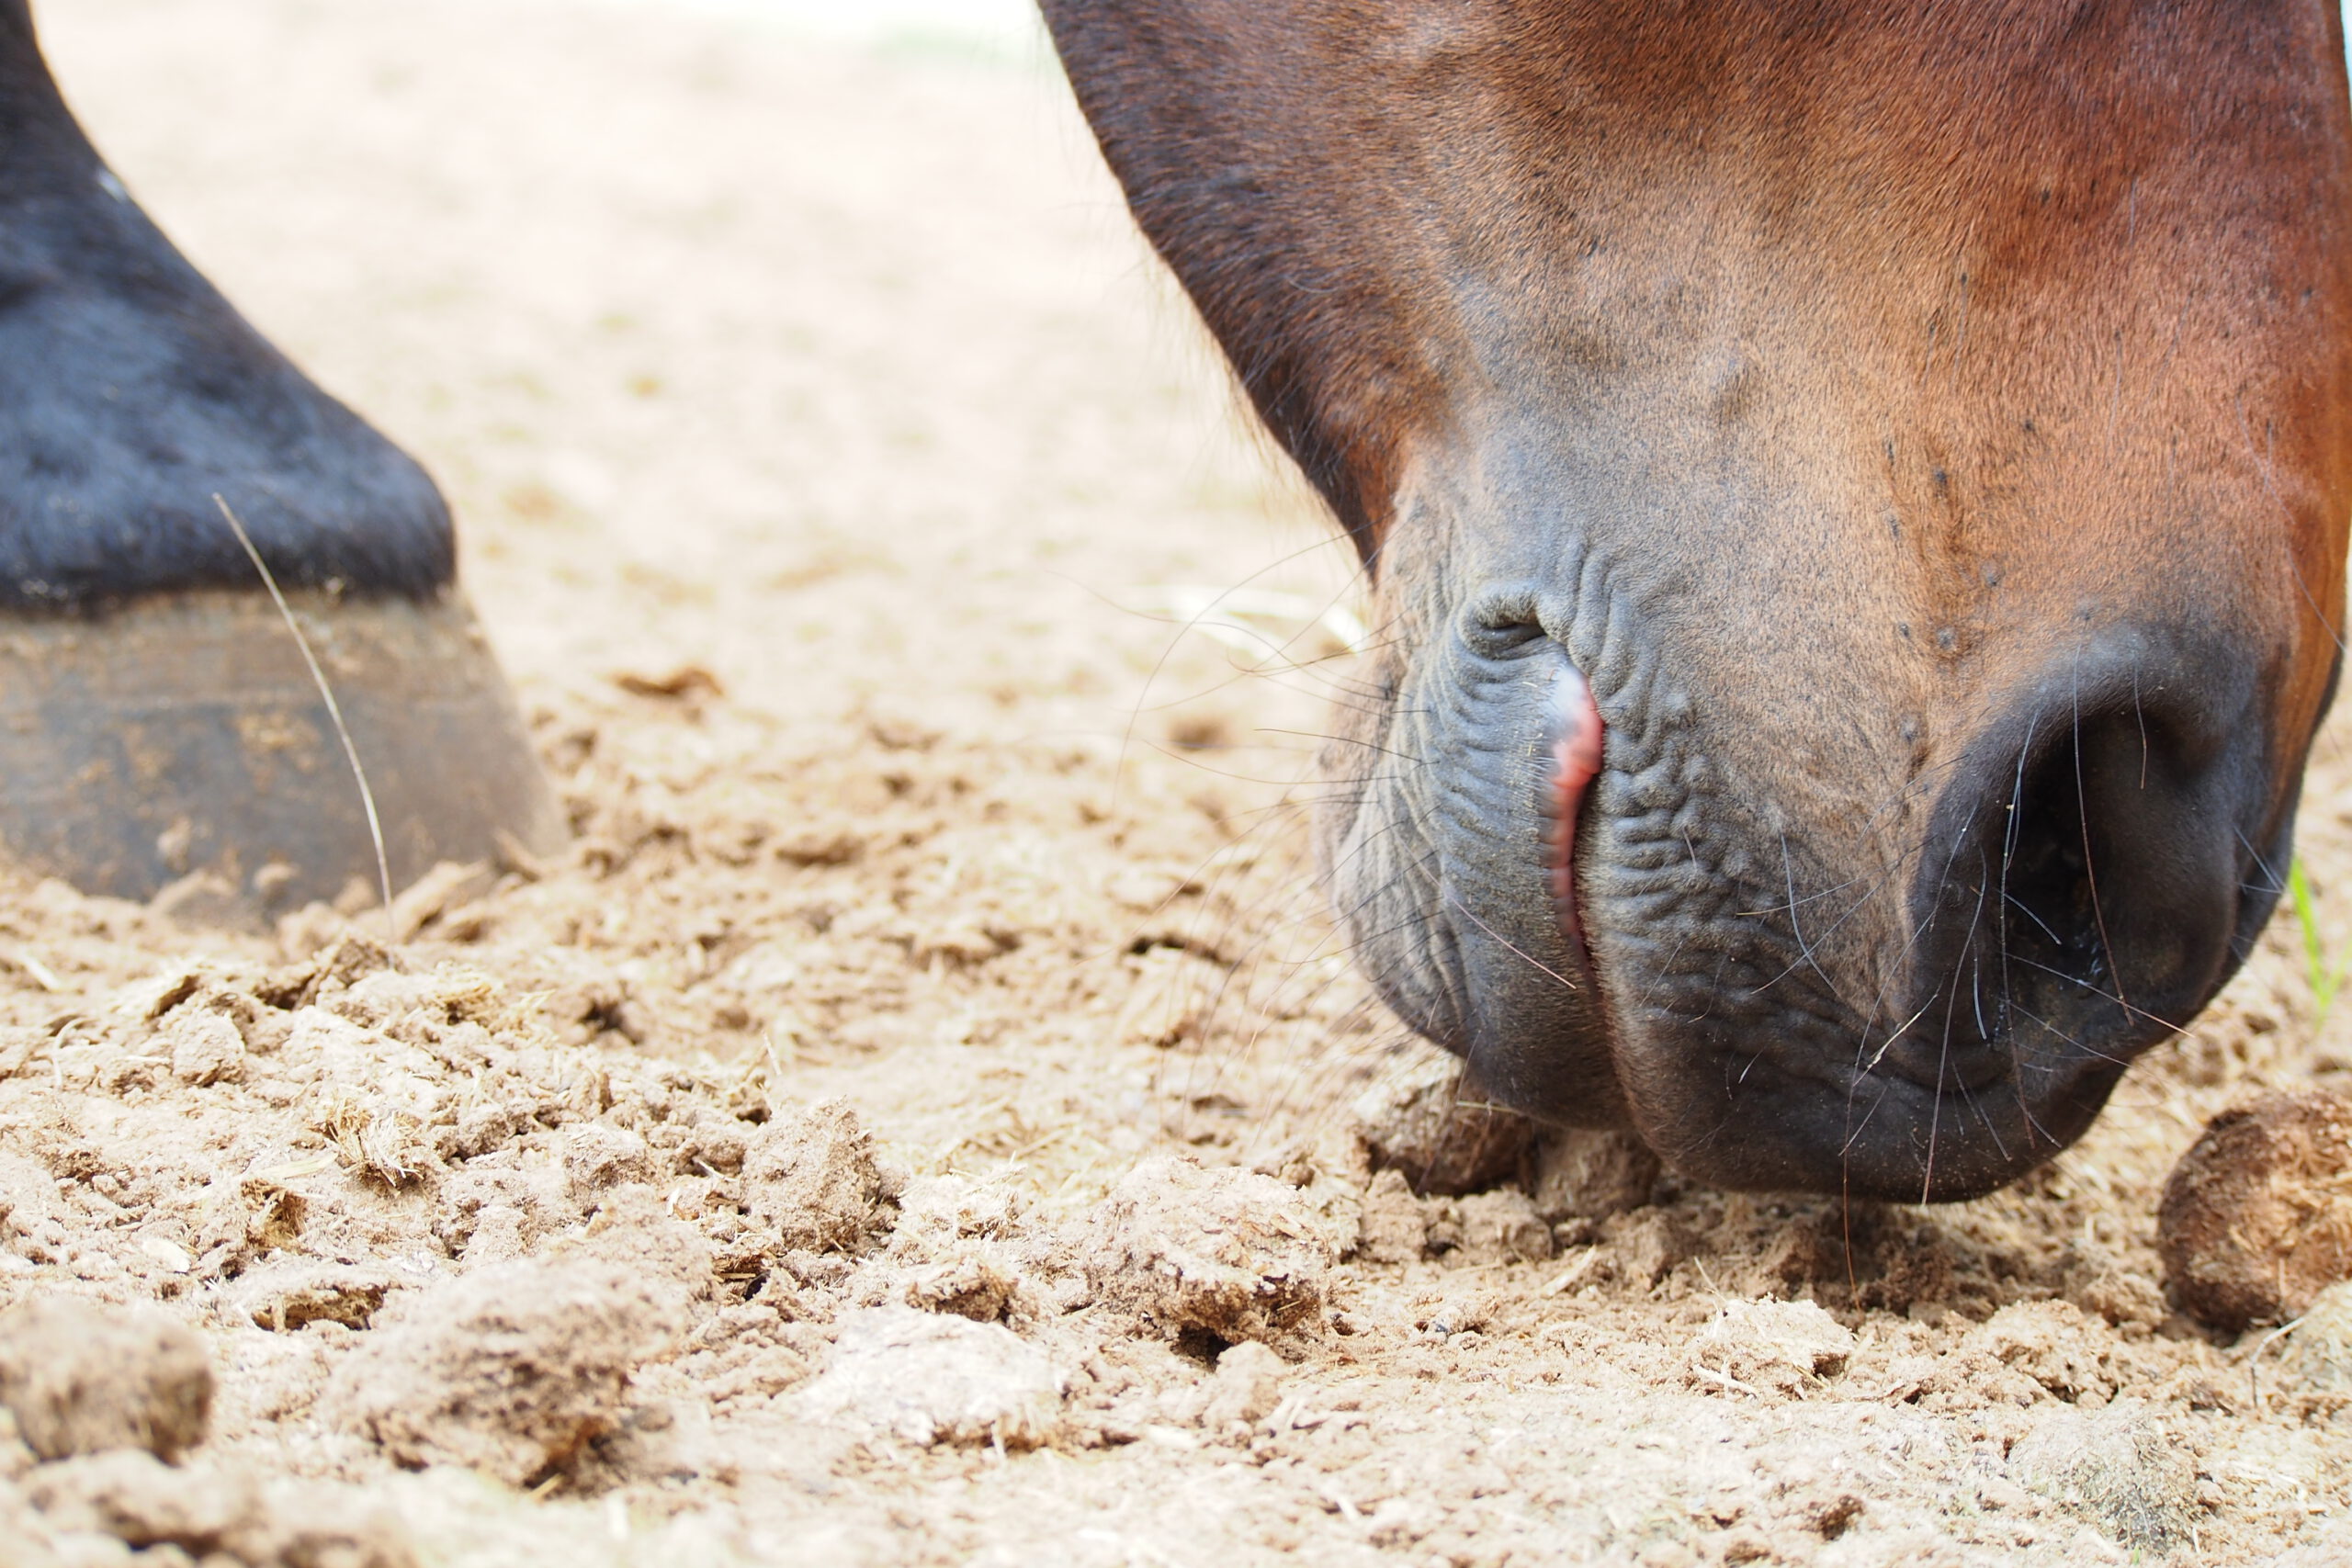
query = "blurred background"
(32, 0, 1360, 770)
(649, 0, 1042, 55)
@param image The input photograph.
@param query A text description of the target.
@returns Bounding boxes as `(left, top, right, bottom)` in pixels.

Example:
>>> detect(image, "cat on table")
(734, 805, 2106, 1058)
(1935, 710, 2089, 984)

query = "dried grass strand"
(213, 492, 396, 938)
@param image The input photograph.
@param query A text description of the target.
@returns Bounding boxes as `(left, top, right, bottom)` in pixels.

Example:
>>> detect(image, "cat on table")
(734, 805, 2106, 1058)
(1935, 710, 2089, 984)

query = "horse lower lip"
(1547, 659, 1604, 944)
(1876, 1037, 2010, 1093)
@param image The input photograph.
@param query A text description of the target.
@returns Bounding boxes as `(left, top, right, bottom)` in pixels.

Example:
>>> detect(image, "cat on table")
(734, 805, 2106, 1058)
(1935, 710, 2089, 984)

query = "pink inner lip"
(1547, 661, 1605, 946)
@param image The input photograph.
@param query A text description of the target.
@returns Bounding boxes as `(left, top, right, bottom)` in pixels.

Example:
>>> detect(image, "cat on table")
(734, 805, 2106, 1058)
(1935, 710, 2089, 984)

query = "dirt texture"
(3, 1, 2352, 1563)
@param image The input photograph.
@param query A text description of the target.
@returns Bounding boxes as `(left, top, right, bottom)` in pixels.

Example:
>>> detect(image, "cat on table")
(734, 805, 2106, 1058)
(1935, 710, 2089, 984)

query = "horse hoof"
(0, 589, 562, 925)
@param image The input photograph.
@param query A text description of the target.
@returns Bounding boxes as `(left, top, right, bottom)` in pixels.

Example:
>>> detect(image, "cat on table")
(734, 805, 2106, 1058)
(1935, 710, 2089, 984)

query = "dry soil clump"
(0, 1295, 212, 1461)
(2159, 1087, 2352, 1329)
(1077, 1156, 1339, 1348)
(797, 1304, 1063, 1449)
(325, 1256, 687, 1483)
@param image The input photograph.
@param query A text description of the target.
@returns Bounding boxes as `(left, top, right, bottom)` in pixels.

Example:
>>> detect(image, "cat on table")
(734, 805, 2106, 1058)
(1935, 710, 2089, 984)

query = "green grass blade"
(2293, 856, 2348, 1028)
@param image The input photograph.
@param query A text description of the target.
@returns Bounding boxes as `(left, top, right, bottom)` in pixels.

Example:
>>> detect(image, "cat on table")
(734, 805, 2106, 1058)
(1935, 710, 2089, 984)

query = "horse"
(1041, 0, 2352, 1200)
(3, 0, 2345, 1201)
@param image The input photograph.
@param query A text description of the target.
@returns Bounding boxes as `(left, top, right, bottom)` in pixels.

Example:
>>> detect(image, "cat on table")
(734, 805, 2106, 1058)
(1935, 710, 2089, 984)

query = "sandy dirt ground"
(4, 2, 2352, 1563)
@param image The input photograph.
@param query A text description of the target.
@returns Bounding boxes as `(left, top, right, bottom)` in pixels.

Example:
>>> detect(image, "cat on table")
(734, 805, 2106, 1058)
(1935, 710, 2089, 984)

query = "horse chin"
(1619, 1040, 2128, 1204)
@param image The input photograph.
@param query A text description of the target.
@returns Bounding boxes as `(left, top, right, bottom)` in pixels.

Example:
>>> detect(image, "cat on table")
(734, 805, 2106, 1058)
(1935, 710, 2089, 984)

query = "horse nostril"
(1996, 723, 2122, 1012)
(1951, 691, 2245, 1062)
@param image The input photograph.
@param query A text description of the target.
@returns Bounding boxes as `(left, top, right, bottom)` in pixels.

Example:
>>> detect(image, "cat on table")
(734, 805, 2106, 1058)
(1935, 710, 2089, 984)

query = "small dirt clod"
(1685, 1297, 1856, 1401)
(797, 1305, 1062, 1450)
(1963, 1301, 2118, 1404)
(2157, 1088, 2352, 1331)
(741, 1098, 902, 1254)
(1452, 1189, 1555, 1265)
(164, 1008, 245, 1086)
(25, 1450, 416, 1568)
(324, 1256, 685, 1485)
(0, 1295, 213, 1461)
(1529, 1127, 1659, 1224)
(1350, 1049, 1539, 1197)
(1202, 1340, 1286, 1432)
(1079, 1156, 1338, 1347)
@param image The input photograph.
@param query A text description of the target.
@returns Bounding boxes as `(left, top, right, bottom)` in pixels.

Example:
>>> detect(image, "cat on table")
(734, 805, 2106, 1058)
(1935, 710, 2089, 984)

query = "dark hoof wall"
(0, 590, 563, 925)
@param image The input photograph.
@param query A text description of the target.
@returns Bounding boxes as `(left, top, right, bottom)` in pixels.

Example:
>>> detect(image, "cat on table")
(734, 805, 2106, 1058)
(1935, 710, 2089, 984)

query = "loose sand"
(4, 2, 2352, 1562)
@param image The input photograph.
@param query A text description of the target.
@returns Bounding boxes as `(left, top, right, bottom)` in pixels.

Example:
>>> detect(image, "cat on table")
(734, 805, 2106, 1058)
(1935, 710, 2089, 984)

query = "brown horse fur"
(1047, 1, 2352, 1199)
